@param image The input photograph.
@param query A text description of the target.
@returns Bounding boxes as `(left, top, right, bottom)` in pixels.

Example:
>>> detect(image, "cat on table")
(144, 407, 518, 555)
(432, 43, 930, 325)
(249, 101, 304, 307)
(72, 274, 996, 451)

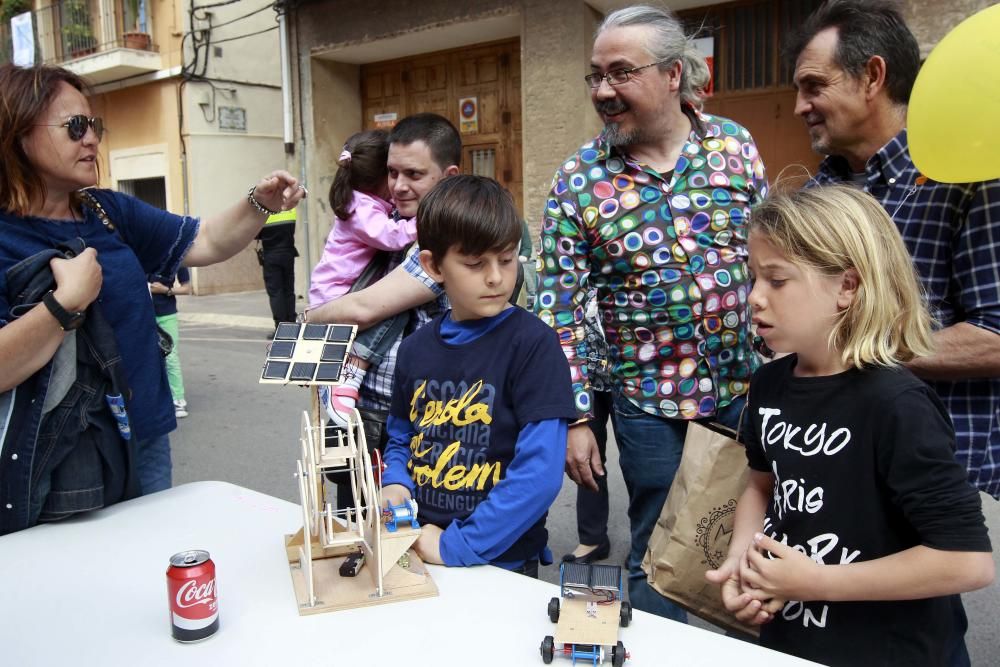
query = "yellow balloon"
(908, 4, 1000, 183)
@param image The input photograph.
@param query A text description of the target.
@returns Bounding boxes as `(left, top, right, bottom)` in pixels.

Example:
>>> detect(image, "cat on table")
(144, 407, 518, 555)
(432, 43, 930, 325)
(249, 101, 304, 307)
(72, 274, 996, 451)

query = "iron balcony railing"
(1, 0, 156, 66)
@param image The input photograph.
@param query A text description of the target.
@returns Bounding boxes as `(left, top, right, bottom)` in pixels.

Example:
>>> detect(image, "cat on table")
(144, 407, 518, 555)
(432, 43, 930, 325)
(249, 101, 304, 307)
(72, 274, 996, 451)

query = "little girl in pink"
(310, 129, 415, 306)
(309, 130, 416, 426)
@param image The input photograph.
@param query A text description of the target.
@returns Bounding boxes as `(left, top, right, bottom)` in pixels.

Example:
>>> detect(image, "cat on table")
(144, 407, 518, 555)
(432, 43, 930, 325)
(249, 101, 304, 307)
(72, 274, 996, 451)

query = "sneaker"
(174, 399, 188, 418)
(319, 384, 359, 429)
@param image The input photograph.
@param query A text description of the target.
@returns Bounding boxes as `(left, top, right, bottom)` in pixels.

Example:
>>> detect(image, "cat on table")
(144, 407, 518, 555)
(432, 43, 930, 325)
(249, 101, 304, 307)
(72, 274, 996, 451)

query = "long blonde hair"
(750, 185, 934, 367)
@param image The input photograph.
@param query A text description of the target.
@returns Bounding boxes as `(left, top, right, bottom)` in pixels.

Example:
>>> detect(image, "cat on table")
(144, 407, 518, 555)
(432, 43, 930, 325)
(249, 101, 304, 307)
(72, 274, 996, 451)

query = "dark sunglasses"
(36, 115, 105, 141)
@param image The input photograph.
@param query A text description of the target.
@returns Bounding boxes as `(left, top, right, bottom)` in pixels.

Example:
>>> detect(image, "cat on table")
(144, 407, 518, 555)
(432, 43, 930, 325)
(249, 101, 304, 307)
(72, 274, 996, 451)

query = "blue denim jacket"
(0, 238, 139, 535)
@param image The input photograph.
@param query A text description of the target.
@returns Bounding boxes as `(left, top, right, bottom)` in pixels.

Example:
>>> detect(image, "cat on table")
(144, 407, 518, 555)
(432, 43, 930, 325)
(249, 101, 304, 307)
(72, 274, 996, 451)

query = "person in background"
(256, 208, 298, 337)
(149, 266, 191, 419)
(0, 63, 306, 535)
(562, 288, 614, 565)
(790, 0, 1000, 500)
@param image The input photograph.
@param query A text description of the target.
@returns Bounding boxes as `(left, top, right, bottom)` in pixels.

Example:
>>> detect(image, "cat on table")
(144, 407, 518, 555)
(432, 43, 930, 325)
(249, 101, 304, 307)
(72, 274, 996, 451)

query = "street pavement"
(171, 290, 999, 664)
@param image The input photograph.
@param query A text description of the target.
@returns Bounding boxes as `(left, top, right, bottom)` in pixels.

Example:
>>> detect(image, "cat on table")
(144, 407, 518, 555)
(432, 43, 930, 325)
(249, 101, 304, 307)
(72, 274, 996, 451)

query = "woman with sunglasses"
(0, 63, 306, 535)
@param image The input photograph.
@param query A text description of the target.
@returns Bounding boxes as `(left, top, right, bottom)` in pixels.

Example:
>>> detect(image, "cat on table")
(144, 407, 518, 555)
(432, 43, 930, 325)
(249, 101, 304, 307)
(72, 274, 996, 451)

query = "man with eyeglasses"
(535, 5, 769, 624)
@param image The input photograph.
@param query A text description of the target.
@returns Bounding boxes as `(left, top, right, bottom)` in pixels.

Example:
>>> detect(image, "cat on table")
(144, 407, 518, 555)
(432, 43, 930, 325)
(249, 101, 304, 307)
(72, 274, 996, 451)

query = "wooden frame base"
(555, 598, 622, 647)
(285, 530, 438, 615)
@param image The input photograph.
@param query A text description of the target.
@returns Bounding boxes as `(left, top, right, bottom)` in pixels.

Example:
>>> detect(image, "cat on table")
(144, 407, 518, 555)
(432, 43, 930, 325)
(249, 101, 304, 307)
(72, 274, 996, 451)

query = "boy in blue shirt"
(380, 175, 576, 576)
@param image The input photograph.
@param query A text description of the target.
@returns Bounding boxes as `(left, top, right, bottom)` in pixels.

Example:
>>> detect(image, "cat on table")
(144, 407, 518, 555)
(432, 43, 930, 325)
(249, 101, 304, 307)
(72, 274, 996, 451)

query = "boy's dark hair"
(785, 0, 920, 105)
(387, 113, 462, 171)
(417, 175, 522, 266)
(328, 129, 390, 219)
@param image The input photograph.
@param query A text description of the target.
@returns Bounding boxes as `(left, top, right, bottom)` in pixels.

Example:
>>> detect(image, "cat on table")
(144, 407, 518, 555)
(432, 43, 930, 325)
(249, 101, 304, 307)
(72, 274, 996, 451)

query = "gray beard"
(604, 122, 648, 148)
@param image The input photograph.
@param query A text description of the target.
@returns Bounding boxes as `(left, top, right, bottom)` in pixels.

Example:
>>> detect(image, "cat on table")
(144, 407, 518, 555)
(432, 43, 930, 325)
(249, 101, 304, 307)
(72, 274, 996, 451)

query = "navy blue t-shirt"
(0, 190, 199, 440)
(151, 266, 191, 317)
(385, 306, 577, 563)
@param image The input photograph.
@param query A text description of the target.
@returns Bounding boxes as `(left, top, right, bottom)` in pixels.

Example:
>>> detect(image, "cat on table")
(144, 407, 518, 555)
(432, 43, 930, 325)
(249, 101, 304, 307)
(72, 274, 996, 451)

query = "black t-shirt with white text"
(745, 355, 991, 666)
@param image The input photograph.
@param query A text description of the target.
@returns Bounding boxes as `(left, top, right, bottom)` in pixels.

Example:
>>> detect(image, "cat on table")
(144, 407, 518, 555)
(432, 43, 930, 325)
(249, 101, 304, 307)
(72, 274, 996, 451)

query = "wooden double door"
(361, 38, 523, 215)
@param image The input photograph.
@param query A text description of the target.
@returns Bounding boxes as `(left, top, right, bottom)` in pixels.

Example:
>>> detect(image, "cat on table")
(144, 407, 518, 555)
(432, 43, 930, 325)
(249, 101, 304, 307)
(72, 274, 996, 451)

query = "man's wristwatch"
(42, 290, 86, 331)
(166, 287, 174, 297)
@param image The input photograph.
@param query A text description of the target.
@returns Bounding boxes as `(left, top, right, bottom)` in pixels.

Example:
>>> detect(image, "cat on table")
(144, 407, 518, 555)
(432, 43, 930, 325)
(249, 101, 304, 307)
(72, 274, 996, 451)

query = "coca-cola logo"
(175, 578, 217, 609)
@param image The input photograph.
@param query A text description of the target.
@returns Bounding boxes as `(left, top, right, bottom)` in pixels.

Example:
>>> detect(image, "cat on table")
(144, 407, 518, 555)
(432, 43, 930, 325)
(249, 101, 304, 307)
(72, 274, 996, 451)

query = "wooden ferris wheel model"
(258, 321, 438, 613)
(283, 397, 438, 614)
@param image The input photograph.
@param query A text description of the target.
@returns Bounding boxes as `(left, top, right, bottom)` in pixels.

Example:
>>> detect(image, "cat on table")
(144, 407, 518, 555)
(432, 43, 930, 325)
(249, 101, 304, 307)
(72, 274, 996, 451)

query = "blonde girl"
(706, 186, 993, 666)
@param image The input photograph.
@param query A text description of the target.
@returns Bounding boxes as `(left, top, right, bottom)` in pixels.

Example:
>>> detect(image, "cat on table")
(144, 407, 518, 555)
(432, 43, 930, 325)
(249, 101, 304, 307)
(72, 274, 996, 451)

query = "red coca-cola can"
(166, 550, 220, 642)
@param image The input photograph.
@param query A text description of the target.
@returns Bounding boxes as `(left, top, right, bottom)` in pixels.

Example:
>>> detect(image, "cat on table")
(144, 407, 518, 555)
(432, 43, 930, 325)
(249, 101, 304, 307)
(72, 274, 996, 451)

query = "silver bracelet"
(247, 185, 280, 216)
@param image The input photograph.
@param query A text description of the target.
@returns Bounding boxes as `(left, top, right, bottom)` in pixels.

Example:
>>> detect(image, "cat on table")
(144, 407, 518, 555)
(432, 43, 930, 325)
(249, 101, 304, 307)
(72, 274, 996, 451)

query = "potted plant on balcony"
(1, 0, 32, 23)
(2, 0, 33, 60)
(122, 0, 150, 50)
(61, 0, 97, 57)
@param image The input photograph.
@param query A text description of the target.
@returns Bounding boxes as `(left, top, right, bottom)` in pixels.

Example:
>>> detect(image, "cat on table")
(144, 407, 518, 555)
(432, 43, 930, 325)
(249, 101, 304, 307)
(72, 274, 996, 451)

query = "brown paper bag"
(641, 420, 759, 637)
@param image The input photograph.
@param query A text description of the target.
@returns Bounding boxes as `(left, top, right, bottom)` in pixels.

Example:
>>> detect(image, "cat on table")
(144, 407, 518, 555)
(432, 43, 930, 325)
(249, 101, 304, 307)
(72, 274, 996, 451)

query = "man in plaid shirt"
(789, 0, 1000, 501)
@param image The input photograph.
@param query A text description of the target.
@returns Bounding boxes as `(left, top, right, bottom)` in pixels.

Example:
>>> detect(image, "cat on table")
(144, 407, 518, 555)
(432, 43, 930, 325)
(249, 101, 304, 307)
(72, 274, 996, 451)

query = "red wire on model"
(372, 448, 385, 485)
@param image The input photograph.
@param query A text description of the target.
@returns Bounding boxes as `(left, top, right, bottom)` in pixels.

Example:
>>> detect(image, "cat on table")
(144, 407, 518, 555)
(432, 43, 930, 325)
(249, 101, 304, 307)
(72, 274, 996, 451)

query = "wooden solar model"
(260, 322, 438, 614)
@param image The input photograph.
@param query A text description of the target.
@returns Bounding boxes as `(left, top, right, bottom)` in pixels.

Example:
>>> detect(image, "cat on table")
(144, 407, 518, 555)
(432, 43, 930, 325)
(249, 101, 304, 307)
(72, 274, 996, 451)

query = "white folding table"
(0, 481, 817, 666)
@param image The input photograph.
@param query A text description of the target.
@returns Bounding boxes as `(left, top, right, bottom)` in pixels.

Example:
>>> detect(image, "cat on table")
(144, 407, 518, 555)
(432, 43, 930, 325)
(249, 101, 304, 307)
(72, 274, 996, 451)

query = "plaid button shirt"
(810, 129, 1000, 498)
(358, 245, 447, 413)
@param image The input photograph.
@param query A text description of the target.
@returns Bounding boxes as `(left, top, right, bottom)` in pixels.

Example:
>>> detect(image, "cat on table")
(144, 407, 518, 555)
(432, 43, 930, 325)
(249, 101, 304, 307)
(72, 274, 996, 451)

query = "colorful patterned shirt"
(810, 129, 1000, 499)
(536, 112, 768, 421)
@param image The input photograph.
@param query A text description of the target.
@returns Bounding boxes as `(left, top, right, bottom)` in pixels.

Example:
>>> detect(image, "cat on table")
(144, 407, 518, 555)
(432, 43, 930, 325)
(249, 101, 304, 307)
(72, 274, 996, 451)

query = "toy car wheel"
(540, 635, 555, 664)
(548, 596, 560, 623)
(620, 600, 632, 627)
(611, 640, 626, 667)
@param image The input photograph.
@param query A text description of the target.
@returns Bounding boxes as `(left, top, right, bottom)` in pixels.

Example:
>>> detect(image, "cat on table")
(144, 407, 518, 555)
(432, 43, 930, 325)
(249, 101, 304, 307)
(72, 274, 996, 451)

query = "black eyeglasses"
(36, 115, 105, 141)
(585, 59, 673, 89)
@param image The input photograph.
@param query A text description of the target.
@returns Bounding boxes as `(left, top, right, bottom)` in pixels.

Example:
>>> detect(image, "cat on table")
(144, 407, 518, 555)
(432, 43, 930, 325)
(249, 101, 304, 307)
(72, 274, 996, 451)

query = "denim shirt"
(1, 239, 139, 534)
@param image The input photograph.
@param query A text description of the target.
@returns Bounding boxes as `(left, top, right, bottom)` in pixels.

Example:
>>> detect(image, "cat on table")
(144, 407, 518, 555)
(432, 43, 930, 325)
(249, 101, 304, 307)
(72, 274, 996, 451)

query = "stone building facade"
(284, 0, 993, 291)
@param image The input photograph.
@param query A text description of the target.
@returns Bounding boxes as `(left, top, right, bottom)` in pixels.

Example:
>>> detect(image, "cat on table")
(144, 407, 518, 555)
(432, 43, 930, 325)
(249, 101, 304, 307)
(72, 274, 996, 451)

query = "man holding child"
(308, 113, 461, 449)
(309, 117, 578, 573)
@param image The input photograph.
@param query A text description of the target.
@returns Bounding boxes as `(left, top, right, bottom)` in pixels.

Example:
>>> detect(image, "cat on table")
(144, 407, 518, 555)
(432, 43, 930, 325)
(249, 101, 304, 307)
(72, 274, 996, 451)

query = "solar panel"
(562, 562, 621, 595)
(258, 322, 358, 385)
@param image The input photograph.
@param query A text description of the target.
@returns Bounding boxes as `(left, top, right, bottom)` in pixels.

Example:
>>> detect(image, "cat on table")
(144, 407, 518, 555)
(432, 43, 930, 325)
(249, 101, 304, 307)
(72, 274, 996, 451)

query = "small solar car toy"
(540, 562, 631, 666)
